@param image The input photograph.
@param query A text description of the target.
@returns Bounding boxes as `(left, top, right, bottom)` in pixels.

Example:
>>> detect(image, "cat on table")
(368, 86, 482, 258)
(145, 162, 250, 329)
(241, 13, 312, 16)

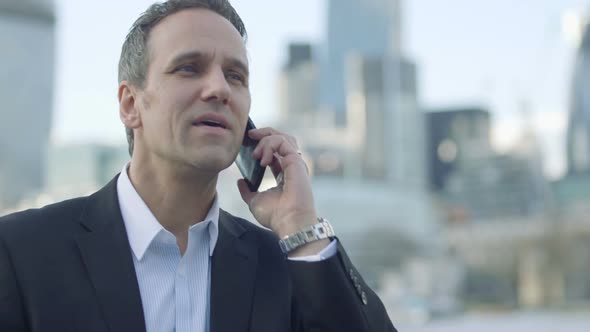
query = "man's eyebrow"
(168, 51, 206, 66)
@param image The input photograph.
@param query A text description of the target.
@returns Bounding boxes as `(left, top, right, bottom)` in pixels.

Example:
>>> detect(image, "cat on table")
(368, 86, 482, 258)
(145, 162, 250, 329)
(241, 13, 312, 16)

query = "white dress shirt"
(116, 164, 337, 331)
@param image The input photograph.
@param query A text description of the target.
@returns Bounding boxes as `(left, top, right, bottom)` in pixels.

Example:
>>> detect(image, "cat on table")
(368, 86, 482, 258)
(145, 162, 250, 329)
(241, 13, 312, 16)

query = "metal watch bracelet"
(278, 217, 335, 254)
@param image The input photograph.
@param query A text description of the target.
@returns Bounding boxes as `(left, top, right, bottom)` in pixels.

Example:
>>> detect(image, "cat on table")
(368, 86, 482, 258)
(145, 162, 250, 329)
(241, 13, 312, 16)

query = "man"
(0, 0, 396, 331)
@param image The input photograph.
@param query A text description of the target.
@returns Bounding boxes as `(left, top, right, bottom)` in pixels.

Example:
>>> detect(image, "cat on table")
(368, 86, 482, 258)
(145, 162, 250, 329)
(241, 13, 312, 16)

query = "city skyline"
(50, 0, 590, 179)
(3, 2, 590, 321)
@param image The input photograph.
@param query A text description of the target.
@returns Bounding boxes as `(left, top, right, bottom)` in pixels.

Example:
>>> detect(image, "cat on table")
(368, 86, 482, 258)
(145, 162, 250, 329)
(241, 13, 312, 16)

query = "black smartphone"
(235, 117, 266, 192)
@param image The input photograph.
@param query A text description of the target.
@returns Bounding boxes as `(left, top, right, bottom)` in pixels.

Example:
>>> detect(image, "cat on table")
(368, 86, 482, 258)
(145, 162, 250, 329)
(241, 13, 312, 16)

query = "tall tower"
(278, 0, 426, 186)
(0, 0, 55, 209)
(567, 18, 590, 175)
(278, 43, 319, 127)
(274, 0, 437, 266)
(320, 0, 402, 125)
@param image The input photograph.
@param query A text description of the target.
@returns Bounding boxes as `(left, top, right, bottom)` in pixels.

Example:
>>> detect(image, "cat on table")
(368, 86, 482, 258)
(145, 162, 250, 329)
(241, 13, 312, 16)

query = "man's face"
(133, 8, 251, 173)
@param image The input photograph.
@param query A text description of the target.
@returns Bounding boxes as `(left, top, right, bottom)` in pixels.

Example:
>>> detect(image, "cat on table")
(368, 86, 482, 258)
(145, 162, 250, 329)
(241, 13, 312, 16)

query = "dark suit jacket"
(0, 176, 396, 332)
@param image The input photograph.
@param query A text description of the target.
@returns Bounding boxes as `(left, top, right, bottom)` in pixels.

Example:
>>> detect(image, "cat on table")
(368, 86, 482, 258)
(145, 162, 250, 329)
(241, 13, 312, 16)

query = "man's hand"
(237, 127, 329, 256)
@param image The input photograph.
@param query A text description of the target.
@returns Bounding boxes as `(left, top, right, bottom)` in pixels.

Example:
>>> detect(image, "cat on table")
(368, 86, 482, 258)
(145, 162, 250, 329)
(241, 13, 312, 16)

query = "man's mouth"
(192, 113, 230, 130)
(195, 120, 227, 129)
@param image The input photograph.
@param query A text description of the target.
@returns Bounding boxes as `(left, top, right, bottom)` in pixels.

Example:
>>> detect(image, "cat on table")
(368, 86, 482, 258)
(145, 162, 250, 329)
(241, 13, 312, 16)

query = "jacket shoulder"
(0, 196, 88, 238)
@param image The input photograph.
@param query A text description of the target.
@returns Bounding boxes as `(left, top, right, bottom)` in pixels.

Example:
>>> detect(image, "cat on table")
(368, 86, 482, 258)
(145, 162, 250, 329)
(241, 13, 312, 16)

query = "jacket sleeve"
(0, 233, 29, 332)
(288, 240, 397, 332)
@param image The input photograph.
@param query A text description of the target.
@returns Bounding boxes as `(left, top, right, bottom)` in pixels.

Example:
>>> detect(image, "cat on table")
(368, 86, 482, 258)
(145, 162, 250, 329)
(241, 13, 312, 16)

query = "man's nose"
(201, 68, 231, 105)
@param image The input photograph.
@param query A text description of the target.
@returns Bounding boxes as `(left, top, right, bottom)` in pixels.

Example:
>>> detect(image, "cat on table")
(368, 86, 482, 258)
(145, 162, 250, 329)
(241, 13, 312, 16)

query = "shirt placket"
(175, 254, 191, 332)
(176, 224, 210, 332)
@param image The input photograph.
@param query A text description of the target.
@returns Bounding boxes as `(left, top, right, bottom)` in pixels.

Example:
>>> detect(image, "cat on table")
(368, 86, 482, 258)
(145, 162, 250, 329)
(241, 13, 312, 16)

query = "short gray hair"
(118, 0, 247, 156)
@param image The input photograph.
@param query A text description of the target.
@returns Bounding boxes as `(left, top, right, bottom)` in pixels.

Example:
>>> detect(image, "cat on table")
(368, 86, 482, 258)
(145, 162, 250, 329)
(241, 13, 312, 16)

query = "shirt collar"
(117, 163, 219, 260)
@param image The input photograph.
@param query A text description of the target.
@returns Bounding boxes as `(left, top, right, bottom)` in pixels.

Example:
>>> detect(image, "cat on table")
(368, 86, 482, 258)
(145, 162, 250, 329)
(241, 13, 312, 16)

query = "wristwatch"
(278, 217, 335, 254)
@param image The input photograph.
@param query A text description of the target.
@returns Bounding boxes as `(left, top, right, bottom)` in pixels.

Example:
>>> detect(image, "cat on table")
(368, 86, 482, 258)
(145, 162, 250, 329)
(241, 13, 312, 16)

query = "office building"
(0, 0, 55, 210)
(320, 0, 402, 125)
(426, 107, 492, 191)
(567, 20, 590, 174)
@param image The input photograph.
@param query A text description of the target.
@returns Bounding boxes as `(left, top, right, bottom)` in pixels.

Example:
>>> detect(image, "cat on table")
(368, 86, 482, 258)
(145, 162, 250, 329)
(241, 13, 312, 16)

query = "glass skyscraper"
(320, 0, 401, 124)
(0, 0, 55, 209)
(567, 21, 590, 174)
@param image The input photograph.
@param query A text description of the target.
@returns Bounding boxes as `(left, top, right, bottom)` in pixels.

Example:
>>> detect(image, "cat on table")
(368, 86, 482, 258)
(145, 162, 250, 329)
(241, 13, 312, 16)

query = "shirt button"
(361, 291, 368, 305)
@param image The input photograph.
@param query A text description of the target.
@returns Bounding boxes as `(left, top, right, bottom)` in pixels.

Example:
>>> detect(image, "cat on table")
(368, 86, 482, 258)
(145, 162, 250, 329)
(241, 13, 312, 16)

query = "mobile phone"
(235, 117, 266, 192)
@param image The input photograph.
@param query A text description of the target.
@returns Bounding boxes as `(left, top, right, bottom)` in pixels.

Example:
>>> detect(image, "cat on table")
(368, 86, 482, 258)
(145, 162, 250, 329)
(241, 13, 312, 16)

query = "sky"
(50, 0, 590, 179)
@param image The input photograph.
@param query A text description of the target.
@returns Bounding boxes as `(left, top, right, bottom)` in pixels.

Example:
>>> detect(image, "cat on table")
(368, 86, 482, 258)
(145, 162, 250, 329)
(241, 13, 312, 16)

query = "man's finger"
(254, 135, 298, 161)
(248, 127, 279, 139)
(237, 179, 256, 203)
(269, 155, 283, 179)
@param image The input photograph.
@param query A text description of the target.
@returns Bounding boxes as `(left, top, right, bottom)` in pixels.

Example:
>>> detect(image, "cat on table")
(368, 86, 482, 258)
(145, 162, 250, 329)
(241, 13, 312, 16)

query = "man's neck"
(127, 158, 218, 253)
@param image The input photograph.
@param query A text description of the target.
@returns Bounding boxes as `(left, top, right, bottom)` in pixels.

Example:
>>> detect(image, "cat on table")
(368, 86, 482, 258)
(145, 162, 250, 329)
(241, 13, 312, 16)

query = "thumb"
(237, 179, 256, 205)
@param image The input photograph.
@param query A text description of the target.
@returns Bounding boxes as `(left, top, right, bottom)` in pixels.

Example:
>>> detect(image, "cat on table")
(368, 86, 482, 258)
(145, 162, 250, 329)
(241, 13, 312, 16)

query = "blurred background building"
(277, 0, 437, 295)
(45, 144, 128, 198)
(427, 107, 548, 221)
(427, 107, 493, 192)
(0, 0, 55, 211)
(567, 18, 590, 175)
(320, 0, 402, 126)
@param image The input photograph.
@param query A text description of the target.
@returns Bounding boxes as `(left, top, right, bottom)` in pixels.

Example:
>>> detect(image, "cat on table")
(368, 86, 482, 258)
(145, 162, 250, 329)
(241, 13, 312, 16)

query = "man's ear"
(119, 81, 142, 129)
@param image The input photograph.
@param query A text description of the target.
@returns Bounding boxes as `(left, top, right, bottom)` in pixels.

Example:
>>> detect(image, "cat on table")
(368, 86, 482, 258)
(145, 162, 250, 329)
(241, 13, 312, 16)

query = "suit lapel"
(75, 176, 146, 332)
(210, 210, 258, 332)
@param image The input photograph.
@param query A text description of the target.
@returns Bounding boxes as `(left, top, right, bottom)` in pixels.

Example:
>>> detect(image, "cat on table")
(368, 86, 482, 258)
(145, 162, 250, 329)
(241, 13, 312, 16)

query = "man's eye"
(226, 71, 246, 84)
(176, 64, 198, 73)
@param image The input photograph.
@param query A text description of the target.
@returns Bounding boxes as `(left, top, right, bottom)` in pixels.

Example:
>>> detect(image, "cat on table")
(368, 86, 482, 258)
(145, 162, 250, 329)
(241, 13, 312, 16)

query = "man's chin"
(186, 154, 234, 174)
